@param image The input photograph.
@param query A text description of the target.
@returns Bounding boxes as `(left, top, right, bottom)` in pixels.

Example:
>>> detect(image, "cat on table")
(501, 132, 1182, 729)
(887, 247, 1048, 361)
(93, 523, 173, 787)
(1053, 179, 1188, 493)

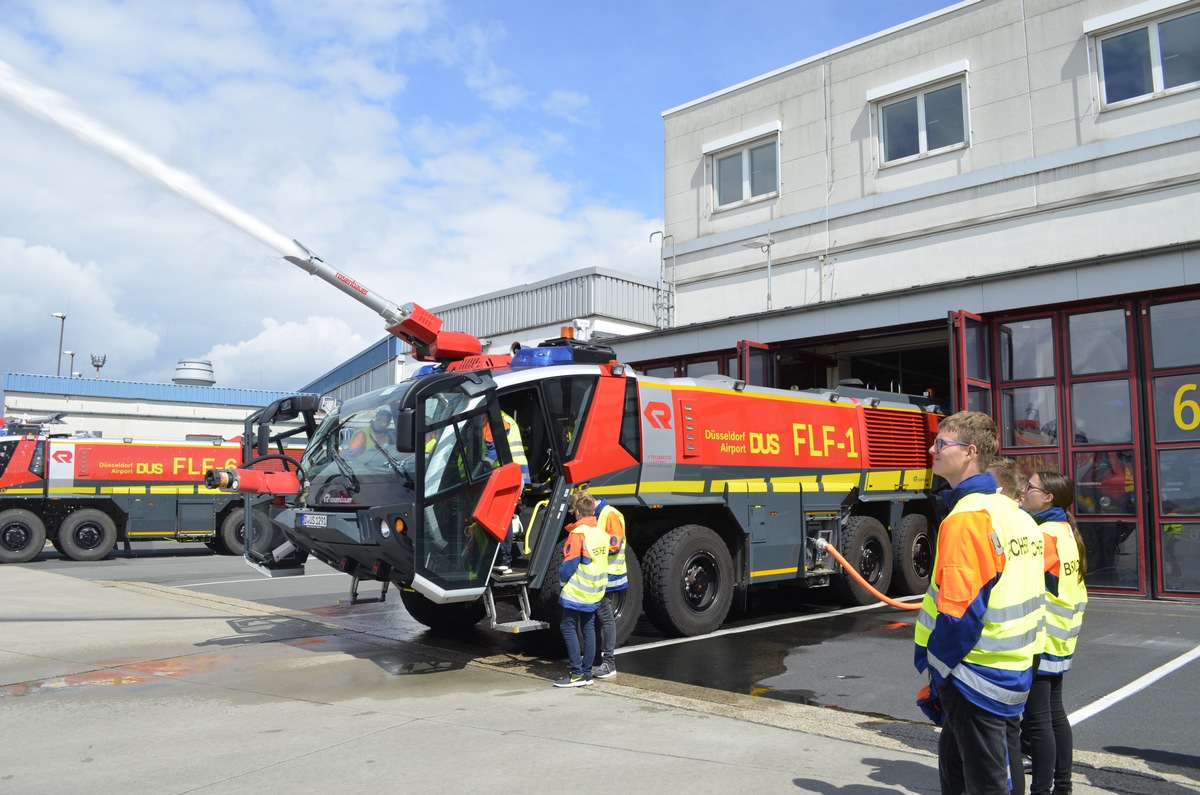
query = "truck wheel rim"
(73, 522, 105, 550)
(2, 523, 31, 550)
(860, 540, 883, 583)
(682, 551, 719, 611)
(912, 535, 933, 579)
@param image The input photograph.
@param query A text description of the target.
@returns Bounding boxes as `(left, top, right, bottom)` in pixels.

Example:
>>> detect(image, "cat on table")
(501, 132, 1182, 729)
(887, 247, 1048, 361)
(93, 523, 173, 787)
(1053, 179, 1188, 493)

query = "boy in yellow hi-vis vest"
(554, 490, 609, 688)
(915, 411, 1045, 795)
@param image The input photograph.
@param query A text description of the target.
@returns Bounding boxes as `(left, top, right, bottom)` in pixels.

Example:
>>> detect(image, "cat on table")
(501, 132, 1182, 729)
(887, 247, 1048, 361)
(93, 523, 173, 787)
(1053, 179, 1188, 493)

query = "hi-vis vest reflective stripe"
(598, 504, 628, 589)
(1039, 520, 1087, 675)
(916, 492, 1045, 701)
(561, 523, 610, 607)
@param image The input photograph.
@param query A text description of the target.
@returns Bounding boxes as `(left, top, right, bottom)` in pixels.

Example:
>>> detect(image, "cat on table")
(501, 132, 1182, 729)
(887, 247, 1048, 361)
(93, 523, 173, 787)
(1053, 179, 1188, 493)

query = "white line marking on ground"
(616, 595, 921, 655)
(1068, 643, 1200, 726)
(176, 572, 343, 588)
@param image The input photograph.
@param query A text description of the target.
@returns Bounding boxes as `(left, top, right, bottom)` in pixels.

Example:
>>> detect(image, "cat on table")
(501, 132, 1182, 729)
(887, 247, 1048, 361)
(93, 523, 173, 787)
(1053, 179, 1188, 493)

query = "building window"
(713, 138, 778, 208)
(878, 81, 966, 163)
(1098, 8, 1200, 106)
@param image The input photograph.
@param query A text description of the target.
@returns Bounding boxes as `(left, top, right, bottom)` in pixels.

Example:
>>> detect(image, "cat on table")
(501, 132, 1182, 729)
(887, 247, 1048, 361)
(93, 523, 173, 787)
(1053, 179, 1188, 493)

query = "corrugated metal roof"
(434, 266, 659, 338)
(3, 373, 312, 407)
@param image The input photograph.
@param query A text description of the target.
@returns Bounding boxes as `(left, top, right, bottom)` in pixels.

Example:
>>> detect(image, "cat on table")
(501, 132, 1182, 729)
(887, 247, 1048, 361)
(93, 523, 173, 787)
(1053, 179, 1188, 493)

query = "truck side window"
(29, 440, 46, 478)
(541, 376, 597, 459)
(619, 377, 641, 460)
(0, 440, 15, 478)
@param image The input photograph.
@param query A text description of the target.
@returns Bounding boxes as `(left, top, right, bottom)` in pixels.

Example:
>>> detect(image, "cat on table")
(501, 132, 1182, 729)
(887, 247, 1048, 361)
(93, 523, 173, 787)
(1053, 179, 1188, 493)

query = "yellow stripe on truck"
(865, 470, 903, 491)
(751, 566, 799, 578)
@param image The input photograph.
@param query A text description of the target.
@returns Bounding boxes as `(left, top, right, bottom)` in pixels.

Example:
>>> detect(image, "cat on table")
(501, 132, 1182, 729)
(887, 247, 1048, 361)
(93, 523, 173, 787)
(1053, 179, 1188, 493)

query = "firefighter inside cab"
(347, 409, 395, 458)
(483, 410, 530, 574)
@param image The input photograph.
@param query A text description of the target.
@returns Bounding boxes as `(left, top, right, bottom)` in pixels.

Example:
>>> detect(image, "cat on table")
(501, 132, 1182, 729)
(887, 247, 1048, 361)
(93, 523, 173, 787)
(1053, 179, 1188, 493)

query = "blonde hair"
(938, 411, 999, 470)
(569, 489, 597, 518)
(988, 457, 1022, 500)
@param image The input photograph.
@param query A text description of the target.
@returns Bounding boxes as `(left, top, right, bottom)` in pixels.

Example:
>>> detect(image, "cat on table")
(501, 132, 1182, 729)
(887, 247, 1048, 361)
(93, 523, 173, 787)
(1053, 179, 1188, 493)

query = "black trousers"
(939, 679, 1013, 795)
(1022, 674, 1073, 794)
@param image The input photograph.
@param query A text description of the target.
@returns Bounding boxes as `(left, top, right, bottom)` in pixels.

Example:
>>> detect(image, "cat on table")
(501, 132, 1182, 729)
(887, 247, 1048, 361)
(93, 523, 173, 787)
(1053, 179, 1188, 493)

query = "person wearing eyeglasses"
(1019, 471, 1088, 795)
(914, 412, 1046, 795)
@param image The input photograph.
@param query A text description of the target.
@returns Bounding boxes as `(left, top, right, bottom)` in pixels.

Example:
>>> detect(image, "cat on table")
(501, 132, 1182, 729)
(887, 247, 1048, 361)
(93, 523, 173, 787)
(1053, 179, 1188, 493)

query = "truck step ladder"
(345, 577, 390, 605)
(483, 584, 549, 634)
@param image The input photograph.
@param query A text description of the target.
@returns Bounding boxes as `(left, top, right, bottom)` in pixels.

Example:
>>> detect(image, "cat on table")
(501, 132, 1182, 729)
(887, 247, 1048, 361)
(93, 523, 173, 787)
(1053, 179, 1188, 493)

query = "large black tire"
(399, 588, 485, 634)
(0, 508, 47, 564)
(891, 513, 935, 596)
(642, 524, 734, 637)
(56, 509, 118, 562)
(831, 515, 893, 606)
(217, 509, 247, 557)
(611, 544, 643, 648)
(530, 541, 568, 627)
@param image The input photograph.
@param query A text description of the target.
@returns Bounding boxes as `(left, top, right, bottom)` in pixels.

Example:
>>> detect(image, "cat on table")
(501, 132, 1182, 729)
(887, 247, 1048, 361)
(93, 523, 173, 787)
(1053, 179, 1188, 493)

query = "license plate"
(302, 513, 328, 528)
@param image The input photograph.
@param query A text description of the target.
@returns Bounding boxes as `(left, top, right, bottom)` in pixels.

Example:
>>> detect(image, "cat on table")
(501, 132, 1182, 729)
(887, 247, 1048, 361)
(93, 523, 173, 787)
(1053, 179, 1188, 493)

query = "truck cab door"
(407, 376, 520, 603)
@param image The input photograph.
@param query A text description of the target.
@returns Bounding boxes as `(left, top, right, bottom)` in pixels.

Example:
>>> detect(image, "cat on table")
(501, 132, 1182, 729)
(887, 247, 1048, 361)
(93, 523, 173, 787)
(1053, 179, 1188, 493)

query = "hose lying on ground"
(813, 537, 922, 611)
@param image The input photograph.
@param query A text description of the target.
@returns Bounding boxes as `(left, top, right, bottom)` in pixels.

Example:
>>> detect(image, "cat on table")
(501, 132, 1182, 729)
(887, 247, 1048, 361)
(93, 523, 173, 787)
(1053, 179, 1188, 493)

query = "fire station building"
(609, 0, 1200, 600)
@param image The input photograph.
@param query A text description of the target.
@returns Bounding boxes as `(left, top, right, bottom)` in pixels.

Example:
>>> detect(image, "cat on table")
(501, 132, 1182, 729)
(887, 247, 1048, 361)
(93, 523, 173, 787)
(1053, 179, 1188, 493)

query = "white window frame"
(867, 61, 970, 167)
(1089, 3, 1200, 109)
(703, 122, 781, 211)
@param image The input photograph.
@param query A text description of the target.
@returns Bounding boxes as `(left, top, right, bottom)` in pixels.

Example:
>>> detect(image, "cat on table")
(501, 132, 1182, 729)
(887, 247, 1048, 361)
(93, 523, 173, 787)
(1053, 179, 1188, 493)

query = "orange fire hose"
(813, 538, 922, 611)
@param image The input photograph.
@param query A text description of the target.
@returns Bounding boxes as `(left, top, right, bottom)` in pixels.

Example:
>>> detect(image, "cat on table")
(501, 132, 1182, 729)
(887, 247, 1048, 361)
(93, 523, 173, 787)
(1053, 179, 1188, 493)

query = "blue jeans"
(496, 522, 514, 566)
(560, 607, 596, 679)
(592, 594, 615, 668)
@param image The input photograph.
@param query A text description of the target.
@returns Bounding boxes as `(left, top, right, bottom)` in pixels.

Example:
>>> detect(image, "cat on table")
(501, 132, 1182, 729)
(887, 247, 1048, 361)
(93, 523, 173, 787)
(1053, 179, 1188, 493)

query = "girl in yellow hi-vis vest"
(1020, 471, 1087, 795)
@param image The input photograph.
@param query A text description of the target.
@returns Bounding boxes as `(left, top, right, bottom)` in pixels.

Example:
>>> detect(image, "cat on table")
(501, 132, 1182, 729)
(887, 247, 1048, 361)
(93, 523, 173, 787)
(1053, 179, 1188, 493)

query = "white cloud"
(202, 316, 368, 390)
(0, 237, 159, 375)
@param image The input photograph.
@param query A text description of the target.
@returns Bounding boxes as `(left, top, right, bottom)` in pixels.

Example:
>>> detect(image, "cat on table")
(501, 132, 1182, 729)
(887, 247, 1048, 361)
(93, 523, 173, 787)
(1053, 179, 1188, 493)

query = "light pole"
(51, 312, 66, 375)
(91, 354, 107, 379)
(64, 351, 75, 376)
(741, 236, 775, 311)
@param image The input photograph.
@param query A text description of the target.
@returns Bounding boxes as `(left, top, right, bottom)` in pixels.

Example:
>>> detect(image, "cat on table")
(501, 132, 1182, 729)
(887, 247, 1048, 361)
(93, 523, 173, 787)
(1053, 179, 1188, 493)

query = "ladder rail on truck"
(0, 434, 255, 563)
(207, 243, 946, 644)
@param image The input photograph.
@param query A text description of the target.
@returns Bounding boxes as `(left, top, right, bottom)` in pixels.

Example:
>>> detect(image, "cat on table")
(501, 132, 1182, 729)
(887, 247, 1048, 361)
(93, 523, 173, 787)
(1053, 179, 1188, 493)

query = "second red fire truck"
(0, 434, 251, 563)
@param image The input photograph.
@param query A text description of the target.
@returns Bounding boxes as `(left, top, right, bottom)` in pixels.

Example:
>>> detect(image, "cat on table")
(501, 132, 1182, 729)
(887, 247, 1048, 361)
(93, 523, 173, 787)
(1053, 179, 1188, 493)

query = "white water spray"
(0, 58, 306, 262)
(0, 59, 411, 326)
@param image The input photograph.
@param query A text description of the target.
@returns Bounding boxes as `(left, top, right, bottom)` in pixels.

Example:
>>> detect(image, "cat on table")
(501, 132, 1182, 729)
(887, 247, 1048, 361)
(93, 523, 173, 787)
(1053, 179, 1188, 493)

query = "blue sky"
(0, 0, 957, 397)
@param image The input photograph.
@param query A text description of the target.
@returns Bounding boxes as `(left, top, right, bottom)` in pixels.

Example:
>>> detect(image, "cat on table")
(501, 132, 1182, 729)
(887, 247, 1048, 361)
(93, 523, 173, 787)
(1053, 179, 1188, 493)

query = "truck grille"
(863, 409, 930, 470)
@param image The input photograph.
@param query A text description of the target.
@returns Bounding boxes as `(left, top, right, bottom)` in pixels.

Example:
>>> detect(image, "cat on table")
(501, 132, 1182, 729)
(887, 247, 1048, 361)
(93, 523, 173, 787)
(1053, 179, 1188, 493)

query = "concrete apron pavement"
(0, 567, 1185, 795)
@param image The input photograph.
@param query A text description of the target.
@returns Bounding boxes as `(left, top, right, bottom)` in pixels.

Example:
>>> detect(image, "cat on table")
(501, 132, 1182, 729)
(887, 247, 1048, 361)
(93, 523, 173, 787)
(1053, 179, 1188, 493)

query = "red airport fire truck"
(0, 434, 251, 563)
(208, 245, 944, 643)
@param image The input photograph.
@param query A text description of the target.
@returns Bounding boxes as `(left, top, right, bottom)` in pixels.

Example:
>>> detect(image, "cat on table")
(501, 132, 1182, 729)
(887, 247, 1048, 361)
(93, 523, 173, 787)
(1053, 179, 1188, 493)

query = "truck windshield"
(302, 384, 416, 508)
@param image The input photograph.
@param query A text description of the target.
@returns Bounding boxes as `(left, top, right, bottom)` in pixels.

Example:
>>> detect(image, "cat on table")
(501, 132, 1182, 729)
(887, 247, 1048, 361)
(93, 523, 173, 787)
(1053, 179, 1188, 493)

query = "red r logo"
(52, 450, 73, 463)
(643, 402, 672, 430)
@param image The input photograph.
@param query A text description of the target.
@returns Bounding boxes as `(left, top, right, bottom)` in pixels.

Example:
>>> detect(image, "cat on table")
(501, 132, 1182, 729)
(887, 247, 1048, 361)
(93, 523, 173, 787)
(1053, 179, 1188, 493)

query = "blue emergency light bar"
(510, 346, 577, 368)
(510, 339, 617, 369)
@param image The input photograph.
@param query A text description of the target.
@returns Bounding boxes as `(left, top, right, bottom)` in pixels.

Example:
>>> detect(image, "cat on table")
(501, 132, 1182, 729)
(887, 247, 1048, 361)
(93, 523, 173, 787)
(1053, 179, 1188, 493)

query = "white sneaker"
(492, 564, 512, 575)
